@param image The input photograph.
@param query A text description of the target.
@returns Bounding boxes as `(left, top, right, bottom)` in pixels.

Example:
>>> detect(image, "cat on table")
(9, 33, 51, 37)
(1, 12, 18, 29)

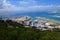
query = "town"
(0, 16, 60, 31)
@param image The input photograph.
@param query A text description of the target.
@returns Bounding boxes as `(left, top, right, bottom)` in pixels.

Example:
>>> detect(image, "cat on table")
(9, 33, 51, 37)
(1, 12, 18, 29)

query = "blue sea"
(12, 12, 60, 21)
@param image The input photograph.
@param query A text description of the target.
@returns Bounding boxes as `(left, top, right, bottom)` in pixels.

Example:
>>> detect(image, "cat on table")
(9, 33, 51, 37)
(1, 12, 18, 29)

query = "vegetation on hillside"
(0, 20, 60, 40)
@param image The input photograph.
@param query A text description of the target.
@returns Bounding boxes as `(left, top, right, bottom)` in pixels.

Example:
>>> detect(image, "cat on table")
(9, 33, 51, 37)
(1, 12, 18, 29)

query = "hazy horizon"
(0, 0, 60, 21)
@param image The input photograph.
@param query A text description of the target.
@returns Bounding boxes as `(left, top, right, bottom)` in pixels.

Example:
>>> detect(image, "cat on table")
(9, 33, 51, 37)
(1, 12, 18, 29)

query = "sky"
(0, 0, 60, 17)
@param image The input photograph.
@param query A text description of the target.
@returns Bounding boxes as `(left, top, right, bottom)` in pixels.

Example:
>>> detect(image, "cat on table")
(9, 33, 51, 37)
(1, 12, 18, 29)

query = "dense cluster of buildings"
(11, 16, 60, 31)
(0, 16, 60, 31)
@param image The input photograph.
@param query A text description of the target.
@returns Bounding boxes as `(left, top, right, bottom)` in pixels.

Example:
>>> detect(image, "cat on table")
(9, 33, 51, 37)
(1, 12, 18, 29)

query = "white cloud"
(19, 0, 37, 7)
(2, 0, 17, 9)
(0, 0, 60, 11)
(53, 15, 60, 18)
(0, 0, 60, 17)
